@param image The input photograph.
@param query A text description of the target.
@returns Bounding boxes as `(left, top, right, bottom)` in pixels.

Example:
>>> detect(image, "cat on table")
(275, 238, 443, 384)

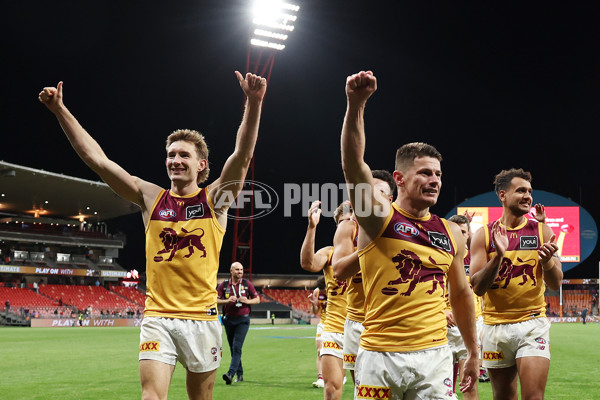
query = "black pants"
(222, 315, 250, 377)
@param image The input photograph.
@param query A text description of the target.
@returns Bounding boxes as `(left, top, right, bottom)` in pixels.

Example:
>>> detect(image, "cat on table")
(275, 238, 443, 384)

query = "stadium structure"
(0, 161, 321, 327)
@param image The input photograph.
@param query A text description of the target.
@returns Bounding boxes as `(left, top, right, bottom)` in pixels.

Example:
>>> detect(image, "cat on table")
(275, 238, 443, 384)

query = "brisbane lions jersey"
(444, 250, 482, 319)
(318, 288, 328, 324)
(323, 248, 349, 334)
(482, 219, 546, 325)
(344, 220, 365, 323)
(358, 203, 457, 352)
(144, 188, 224, 321)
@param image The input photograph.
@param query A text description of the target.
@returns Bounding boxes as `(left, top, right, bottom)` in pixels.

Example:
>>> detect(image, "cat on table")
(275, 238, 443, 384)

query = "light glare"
(250, 0, 299, 52)
(250, 38, 285, 51)
(254, 29, 288, 40)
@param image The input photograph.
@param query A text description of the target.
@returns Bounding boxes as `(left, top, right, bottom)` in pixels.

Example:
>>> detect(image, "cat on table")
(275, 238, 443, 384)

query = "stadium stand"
(262, 288, 312, 313)
(109, 284, 146, 307)
(0, 287, 58, 308)
(545, 289, 595, 317)
(38, 284, 140, 317)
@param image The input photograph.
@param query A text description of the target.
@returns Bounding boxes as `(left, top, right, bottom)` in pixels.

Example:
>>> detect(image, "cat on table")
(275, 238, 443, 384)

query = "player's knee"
(141, 390, 165, 400)
(323, 384, 342, 400)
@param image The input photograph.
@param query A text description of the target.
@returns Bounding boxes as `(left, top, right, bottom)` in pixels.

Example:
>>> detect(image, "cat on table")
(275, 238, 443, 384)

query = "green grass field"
(0, 323, 598, 399)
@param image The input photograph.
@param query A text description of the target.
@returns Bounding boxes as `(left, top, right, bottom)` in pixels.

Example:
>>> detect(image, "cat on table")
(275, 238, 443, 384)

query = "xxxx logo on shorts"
(139, 341, 159, 352)
(322, 341, 341, 350)
(356, 385, 391, 399)
(483, 351, 504, 361)
(344, 354, 357, 364)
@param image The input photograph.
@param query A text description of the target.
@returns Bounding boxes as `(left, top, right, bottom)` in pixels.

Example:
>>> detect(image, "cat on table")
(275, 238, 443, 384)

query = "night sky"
(3, 1, 599, 278)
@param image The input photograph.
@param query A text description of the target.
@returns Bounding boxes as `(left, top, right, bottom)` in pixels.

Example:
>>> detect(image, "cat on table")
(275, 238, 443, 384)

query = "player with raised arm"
(39, 71, 267, 400)
(340, 70, 478, 399)
(300, 200, 352, 400)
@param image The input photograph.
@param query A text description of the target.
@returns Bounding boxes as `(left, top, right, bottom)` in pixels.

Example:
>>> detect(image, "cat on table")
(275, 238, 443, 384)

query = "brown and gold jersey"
(144, 188, 224, 321)
(323, 248, 348, 334)
(444, 250, 482, 319)
(482, 219, 546, 325)
(359, 203, 456, 352)
(318, 288, 328, 324)
(345, 220, 365, 323)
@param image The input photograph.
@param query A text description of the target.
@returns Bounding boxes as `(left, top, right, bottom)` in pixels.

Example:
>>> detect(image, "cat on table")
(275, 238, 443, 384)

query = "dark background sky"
(2, 1, 599, 278)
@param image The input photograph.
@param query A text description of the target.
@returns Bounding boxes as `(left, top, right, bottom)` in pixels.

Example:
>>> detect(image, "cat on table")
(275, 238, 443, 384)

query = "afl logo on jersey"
(394, 222, 419, 237)
(159, 209, 176, 219)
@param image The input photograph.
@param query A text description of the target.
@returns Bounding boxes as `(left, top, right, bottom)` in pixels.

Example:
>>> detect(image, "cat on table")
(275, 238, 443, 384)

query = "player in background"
(470, 168, 562, 400)
(332, 169, 395, 384)
(446, 213, 481, 399)
(300, 200, 352, 400)
(308, 276, 328, 388)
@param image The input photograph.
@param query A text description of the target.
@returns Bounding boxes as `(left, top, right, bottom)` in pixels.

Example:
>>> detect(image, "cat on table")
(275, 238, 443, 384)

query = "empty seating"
(263, 288, 312, 312)
(109, 285, 146, 307)
(39, 284, 137, 312)
(0, 287, 58, 309)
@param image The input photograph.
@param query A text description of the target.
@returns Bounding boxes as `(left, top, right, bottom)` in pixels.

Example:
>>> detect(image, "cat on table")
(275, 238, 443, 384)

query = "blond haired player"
(470, 168, 562, 400)
(301, 201, 353, 400)
(38, 72, 267, 400)
(340, 70, 478, 399)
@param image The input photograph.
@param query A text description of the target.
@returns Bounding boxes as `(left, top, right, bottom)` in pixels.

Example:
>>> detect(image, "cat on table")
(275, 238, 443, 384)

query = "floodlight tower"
(231, 0, 299, 279)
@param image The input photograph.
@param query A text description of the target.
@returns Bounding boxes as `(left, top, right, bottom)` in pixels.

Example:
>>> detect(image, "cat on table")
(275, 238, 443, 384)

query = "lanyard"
(230, 282, 243, 298)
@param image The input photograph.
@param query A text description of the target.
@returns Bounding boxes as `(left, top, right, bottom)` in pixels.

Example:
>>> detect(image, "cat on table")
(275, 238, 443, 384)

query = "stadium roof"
(0, 161, 139, 223)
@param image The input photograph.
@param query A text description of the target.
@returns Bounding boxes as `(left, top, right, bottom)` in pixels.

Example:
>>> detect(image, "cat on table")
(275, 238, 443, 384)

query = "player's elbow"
(332, 267, 348, 281)
(300, 261, 319, 273)
(470, 277, 487, 297)
(545, 279, 561, 291)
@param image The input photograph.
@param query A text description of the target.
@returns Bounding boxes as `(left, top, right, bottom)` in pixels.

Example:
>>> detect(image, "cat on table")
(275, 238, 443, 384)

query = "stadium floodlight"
(250, 0, 299, 51)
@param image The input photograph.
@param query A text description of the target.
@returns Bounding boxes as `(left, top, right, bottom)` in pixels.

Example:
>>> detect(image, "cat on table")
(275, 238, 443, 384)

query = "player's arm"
(301, 246, 331, 274)
(341, 71, 389, 247)
(539, 224, 562, 290)
(300, 201, 329, 273)
(38, 82, 161, 222)
(447, 223, 478, 393)
(208, 72, 267, 226)
(331, 220, 359, 280)
(470, 221, 507, 296)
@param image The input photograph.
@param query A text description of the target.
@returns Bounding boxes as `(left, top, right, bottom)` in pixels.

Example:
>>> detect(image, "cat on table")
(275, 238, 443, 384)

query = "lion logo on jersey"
(492, 256, 537, 289)
(154, 227, 207, 262)
(382, 249, 446, 296)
